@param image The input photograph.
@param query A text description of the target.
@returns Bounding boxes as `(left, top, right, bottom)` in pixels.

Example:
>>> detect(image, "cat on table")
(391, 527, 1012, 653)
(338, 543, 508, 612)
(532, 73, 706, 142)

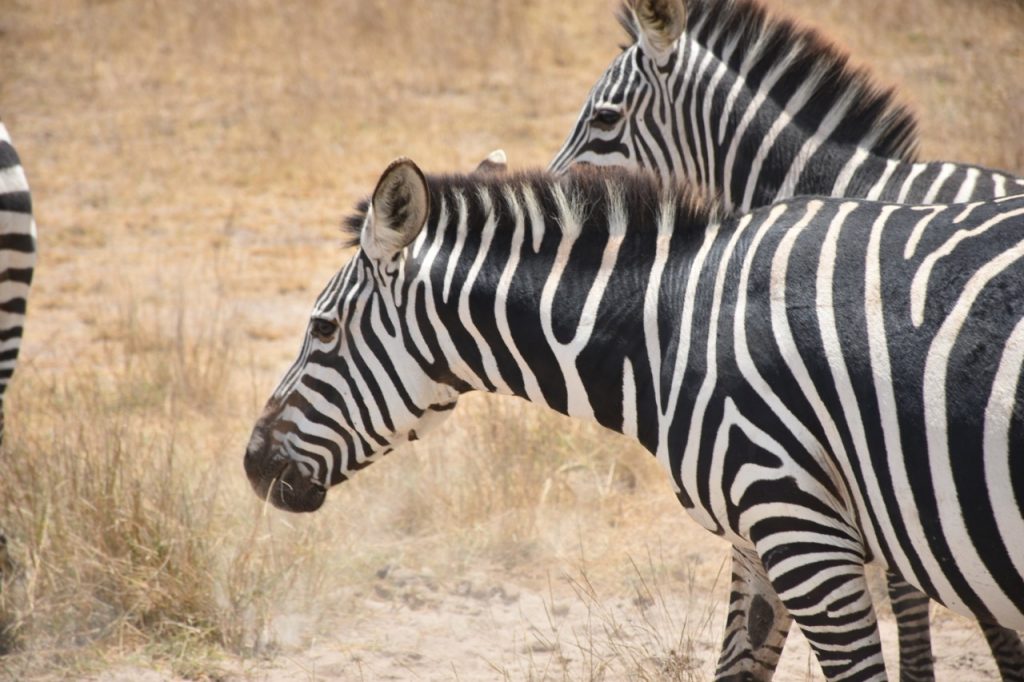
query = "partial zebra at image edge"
(0, 119, 36, 448)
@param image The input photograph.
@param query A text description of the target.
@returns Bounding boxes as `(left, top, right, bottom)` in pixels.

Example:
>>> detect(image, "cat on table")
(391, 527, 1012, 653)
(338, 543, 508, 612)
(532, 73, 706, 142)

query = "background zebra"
(244, 159, 1024, 682)
(550, 0, 1024, 211)
(0, 121, 35, 447)
(548, 0, 1024, 678)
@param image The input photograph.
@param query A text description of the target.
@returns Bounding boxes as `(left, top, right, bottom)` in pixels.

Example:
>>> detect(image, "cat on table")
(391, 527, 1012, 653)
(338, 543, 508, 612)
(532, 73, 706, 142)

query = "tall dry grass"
(0, 297, 287, 674)
(0, 0, 1021, 678)
(0, 289, 676, 677)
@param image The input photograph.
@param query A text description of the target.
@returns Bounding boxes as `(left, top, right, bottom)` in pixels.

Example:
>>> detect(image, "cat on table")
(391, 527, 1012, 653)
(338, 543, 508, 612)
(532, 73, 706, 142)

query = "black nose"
(243, 420, 275, 497)
(244, 401, 285, 489)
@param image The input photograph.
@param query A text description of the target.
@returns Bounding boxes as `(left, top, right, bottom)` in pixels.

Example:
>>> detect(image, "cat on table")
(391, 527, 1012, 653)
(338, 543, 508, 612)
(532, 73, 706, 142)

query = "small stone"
(388, 567, 419, 587)
(525, 640, 559, 654)
(495, 583, 520, 604)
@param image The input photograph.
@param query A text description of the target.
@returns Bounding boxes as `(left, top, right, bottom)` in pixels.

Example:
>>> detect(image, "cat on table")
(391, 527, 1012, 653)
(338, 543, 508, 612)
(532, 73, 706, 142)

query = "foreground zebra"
(549, 0, 1024, 677)
(0, 122, 35, 446)
(245, 160, 1024, 681)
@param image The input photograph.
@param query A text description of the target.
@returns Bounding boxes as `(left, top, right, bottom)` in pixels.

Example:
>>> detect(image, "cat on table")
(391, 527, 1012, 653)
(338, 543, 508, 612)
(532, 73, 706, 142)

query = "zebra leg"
(980, 620, 1024, 682)
(886, 573, 934, 681)
(715, 546, 791, 681)
(759, 546, 886, 681)
(890, 571, 1024, 681)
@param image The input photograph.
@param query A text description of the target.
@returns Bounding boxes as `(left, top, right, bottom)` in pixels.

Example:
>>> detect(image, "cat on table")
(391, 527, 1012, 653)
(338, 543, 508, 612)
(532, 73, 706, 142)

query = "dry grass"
(505, 555, 719, 682)
(0, 0, 1021, 678)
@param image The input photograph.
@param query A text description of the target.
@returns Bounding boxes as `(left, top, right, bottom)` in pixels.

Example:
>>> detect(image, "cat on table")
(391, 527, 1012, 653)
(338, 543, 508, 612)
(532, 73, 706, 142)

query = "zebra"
(550, 0, 1024, 212)
(244, 159, 1024, 681)
(0, 121, 35, 447)
(548, 0, 1024, 678)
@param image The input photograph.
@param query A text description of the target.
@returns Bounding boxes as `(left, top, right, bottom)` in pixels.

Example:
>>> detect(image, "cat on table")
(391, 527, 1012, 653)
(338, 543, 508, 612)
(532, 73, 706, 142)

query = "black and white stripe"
(549, 0, 1024, 211)
(0, 121, 36, 446)
(245, 163, 1024, 681)
(549, 1, 1024, 677)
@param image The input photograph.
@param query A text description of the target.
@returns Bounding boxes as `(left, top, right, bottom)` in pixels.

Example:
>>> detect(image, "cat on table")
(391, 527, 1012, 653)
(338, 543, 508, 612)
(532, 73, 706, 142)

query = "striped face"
(549, 2, 685, 179)
(244, 160, 459, 512)
(548, 46, 643, 174)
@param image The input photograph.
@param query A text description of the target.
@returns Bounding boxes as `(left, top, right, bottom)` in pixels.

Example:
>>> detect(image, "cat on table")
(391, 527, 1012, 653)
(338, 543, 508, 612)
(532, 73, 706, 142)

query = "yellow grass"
(0, 0, 1021, 678)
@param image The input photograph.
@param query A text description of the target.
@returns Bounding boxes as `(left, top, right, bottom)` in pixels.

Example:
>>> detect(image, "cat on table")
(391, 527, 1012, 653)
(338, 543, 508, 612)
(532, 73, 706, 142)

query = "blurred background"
(0, 0, 1021, 678)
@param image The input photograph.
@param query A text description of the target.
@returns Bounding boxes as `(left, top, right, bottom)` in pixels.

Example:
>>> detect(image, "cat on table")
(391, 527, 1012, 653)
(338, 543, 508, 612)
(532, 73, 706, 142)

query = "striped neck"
(666, 0, 917, 211)
(391, 169, 713, 438)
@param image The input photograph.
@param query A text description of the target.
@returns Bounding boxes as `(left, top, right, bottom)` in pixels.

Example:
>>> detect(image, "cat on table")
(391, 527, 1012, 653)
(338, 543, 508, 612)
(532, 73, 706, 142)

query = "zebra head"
(549, 0, 686, 177)
(244, 158, 460, 512)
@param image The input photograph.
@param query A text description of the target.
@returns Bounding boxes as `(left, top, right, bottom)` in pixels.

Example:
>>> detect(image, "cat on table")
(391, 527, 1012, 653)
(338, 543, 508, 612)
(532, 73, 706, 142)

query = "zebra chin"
(244, 432, 328, 513)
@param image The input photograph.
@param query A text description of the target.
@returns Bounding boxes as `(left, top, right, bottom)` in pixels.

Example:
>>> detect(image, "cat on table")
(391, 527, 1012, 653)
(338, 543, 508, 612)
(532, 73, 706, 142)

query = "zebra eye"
(591, 106, 623, 130)
(310, 318, 338, 341)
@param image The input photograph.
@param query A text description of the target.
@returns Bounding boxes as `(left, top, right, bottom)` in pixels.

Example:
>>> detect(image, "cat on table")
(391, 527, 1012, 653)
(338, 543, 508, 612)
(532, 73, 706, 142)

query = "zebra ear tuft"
(473, 149, 508, 176)
(364, 158, 430, 260)
(632, 0, 686, 57)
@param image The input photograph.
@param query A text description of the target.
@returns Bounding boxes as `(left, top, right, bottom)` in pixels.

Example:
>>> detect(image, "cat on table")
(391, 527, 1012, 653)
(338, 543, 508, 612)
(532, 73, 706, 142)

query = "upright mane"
(619, 0, 920, 162)
(342, 166, 716, 248)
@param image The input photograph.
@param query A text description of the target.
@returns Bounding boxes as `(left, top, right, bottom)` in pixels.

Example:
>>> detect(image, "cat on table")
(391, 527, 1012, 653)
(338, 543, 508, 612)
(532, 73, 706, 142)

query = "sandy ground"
(81, 502, 1004, 681)
(83, 565, 1005, 681)
(240, 571, 1002, 681)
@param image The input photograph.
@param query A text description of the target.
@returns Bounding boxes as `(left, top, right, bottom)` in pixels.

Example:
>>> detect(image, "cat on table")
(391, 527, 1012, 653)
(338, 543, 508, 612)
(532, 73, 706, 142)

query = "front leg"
(715, 545, 792, 681)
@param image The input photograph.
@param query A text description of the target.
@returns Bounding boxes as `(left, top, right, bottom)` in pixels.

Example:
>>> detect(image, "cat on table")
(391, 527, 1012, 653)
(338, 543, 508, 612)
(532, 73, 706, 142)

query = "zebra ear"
(364, 158, 430, 260)
(473, 149, 508, 176)
(632, 0, 686, 57)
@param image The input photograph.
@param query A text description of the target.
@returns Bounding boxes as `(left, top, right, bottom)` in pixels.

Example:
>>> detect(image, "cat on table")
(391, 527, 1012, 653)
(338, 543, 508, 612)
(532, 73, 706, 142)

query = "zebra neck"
(403, 184, 719, 453)
(674, 24, 912, 213)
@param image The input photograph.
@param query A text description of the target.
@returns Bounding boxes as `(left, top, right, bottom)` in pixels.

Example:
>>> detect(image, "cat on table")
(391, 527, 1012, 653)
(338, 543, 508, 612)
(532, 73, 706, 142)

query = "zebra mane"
(342, 199, 371, 248)
(617, 0, 920, 162)
(341, 166, 716, 248)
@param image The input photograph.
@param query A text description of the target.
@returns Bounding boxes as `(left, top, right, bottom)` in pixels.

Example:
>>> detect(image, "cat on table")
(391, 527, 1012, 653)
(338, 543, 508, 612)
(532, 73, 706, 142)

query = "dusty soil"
(88, 545, 1004, 681)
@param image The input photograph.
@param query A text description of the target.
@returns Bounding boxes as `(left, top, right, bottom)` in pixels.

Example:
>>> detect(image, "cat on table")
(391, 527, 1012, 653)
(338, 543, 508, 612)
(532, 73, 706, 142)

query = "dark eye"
(591, 106, 623, 130)
(310, 318, 338, 341)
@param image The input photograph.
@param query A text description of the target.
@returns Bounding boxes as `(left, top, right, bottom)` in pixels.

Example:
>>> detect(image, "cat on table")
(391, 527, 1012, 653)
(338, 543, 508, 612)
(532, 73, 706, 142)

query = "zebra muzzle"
(244, 433, 327, 513)
(269, 460, 327, 513)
